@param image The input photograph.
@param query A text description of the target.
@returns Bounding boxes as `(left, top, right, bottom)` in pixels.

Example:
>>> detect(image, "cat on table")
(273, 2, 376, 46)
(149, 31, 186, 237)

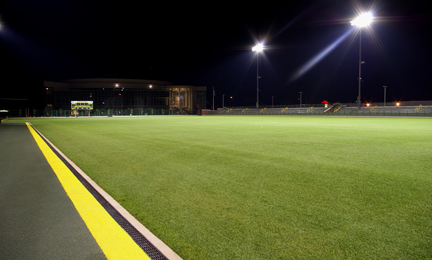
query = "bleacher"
(216, 102, 432, 117)
(337, 106, 432, 116)
(219, 106, 329, 115)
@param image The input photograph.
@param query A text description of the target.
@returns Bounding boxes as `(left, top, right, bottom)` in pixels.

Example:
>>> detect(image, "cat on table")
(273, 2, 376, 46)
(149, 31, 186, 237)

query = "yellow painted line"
(26, 123, 151, 260)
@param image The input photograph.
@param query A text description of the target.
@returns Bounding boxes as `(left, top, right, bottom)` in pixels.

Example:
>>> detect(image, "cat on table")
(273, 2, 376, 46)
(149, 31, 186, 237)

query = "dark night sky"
(0, 0, 431, 108)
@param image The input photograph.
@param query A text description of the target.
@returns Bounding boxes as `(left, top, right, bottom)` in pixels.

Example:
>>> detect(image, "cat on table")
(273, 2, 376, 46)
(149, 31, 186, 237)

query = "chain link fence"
(3, 108, 202, 118)
(3, 101, 432, 118)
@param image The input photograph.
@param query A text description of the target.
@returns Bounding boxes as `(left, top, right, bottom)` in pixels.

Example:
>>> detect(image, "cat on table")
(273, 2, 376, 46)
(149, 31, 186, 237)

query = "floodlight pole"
(383, 86, 387, 107)
(351, 13, 373, 109)
(252, 43, 263, 109)
(357, 29, 362, 109)
(299, 92, 303, 107)
(222, 94, 225, 108)
(212, 87, 215, 110)
(256, 53, 260, 109)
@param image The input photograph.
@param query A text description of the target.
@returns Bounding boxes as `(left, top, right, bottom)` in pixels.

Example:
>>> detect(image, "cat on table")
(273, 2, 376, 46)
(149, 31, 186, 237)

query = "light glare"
(252, 43, 264, 52)
(351, 13, 373, 27)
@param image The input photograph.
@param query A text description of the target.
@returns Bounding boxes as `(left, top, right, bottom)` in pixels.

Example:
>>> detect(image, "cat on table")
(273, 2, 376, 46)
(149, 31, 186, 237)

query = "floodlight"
(351, 13, 373, 27)
(252, 43, 264, 52)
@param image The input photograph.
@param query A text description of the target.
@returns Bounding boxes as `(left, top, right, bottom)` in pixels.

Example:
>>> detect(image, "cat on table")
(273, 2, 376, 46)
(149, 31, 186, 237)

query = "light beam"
(290, 27, 355, 82)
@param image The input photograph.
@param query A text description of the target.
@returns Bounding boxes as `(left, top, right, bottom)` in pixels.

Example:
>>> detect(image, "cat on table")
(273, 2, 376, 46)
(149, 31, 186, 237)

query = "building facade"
(44, 79, 207, 113)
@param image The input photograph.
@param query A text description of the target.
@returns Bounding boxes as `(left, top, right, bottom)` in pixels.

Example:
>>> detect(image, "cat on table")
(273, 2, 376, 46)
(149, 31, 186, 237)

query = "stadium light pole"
(299, 92, 303, 107)
(351, 12, 373, 109)
(252, 43, 264, 109)
(212, 87, 215, 110)
(383, 86, 387, 107)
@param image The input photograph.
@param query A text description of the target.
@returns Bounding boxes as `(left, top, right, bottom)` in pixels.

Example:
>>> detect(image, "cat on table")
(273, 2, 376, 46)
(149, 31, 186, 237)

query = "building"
(44, 79, 207, 114)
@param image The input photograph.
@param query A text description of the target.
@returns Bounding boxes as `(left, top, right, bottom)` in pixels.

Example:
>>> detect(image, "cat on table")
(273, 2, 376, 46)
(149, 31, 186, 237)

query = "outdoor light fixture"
(350, 12, 373, 27)
(252, 43, 263, 52)
(252, 43, 264, 109)
(351, 12, 373, 109)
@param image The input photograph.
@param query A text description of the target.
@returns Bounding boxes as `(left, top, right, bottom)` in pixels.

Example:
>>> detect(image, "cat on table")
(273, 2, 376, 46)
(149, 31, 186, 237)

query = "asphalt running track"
(0, 122, 180, 260)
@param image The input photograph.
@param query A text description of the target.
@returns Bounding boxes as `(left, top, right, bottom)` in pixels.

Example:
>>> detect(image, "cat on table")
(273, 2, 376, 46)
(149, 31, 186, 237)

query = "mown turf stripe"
(26, 122, 151, 260)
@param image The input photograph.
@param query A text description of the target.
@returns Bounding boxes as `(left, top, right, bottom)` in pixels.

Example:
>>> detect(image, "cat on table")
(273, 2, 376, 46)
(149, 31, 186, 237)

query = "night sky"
(0, 0, 431, 108)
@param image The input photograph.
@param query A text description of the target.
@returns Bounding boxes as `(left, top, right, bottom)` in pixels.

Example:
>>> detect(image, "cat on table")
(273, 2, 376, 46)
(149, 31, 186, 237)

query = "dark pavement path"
(0, 123, 106, 259)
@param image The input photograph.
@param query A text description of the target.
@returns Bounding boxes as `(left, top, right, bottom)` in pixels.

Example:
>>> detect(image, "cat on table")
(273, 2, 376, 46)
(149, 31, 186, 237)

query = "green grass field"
(7, 116, 432, 259)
